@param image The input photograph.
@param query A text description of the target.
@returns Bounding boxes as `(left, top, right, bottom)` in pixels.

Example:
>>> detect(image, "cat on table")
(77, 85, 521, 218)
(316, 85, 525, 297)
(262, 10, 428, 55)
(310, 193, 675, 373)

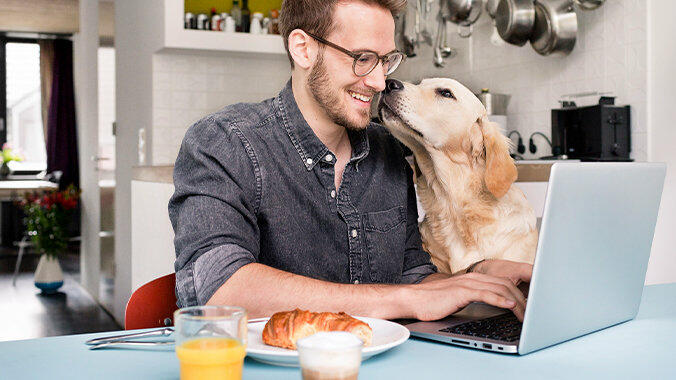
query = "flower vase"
(34, 254, 64, 294)
(0, 162, 9, 179)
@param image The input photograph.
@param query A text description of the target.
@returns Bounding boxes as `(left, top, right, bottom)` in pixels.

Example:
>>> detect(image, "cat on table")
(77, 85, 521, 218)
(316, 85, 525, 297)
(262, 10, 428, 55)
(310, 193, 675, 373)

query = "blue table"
(3, 283, 676, 379)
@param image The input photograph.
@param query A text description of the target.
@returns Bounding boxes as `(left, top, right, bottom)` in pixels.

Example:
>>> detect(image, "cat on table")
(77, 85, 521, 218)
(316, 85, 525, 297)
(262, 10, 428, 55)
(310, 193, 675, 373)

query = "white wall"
(114, 0, 164, 324)
(151, 53, 290, 164)
(393, 0, 648, 161)
(646, 0, 676, 285)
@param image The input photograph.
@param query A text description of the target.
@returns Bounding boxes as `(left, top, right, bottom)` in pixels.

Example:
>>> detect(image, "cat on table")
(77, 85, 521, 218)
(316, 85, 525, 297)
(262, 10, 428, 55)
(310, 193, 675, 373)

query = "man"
(169, 0, 532, 322)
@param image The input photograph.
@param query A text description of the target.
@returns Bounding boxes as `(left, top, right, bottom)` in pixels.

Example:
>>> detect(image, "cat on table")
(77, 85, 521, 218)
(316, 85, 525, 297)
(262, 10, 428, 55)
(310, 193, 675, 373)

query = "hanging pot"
(446, 0, 483, 26)
(34, 254, 64, 294)
(446, 0, 483, 27)
(573, 0, 605, 11)
(443, 0, 482, 38)
(495, 0, 535, 47)
(529, 0, 577, 56)
(486, 0, 500, 18)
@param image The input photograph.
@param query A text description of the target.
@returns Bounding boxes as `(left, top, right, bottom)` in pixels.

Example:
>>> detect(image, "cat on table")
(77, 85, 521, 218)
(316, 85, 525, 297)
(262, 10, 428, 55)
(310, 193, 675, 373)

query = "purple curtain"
(46, 39, 79, 189)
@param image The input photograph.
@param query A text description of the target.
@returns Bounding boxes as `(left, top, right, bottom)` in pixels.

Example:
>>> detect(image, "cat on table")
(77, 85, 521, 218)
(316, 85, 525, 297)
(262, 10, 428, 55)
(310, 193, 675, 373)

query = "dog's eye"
(436, 88, 455, 99)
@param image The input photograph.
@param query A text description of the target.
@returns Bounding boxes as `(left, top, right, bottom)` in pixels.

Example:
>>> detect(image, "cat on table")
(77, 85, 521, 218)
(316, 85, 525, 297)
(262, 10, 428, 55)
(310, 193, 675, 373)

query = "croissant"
(262, 309, 373, 349)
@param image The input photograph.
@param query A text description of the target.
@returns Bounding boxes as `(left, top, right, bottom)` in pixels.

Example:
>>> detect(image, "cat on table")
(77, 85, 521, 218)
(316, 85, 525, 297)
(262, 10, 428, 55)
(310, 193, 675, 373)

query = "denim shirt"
(169, 80, 437, 307)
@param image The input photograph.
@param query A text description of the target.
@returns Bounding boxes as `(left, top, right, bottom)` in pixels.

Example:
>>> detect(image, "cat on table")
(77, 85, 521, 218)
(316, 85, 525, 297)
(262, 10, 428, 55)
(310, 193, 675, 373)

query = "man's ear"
(479, 116, 517, 198)
(288, 29, 316, 70)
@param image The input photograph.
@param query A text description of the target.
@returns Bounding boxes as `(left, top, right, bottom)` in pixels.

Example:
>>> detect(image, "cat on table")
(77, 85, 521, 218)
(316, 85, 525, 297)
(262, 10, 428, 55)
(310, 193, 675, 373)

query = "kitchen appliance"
(551, 97, 632, 161)
(477, 89, 511, 115)
(489, 115, 508, 136)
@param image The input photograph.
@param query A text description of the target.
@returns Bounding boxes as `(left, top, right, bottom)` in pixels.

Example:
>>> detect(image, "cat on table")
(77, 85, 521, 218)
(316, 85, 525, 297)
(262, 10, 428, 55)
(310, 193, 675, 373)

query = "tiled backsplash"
(152, 53, 290, 164)
(152, 0, 647, 164)
(394, 0, 647, 161)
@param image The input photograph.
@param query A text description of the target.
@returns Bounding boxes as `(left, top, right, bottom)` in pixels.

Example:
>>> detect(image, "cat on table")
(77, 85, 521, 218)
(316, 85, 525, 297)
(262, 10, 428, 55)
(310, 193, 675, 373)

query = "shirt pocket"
(363, 206, 406, 284)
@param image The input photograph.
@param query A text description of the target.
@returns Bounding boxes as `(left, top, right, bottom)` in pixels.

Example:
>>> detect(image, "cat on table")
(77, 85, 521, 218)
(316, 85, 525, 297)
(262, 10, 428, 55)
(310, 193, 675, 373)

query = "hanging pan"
(529, 0, 577, 56)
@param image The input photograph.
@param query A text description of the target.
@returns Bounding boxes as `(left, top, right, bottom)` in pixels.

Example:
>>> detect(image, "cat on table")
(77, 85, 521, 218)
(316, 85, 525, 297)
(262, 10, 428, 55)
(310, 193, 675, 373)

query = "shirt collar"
(276, 80, 370, 171)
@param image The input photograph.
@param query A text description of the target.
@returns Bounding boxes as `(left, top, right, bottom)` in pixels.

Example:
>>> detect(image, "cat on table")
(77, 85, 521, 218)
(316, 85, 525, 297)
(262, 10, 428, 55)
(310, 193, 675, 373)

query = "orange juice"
(176, 337, 246, 380)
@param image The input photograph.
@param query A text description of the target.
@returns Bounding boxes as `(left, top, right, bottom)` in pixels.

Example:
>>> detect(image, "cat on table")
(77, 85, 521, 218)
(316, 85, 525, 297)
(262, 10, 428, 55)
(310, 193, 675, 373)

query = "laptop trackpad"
(453, 302, 509, 320)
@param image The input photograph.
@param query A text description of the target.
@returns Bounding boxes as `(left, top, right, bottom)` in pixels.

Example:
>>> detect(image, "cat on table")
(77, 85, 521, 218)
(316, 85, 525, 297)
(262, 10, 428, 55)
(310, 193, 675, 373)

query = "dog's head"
(378, 77, 516, 198)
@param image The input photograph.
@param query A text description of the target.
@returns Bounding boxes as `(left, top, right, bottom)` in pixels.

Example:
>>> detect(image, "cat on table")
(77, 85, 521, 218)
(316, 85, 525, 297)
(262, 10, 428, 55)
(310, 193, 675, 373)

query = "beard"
(307, 51, 371, 131)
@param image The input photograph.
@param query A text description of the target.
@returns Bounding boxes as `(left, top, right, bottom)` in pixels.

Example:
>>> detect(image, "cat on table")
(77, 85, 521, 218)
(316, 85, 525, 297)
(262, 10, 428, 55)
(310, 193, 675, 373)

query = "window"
(1, 39, 47, 170)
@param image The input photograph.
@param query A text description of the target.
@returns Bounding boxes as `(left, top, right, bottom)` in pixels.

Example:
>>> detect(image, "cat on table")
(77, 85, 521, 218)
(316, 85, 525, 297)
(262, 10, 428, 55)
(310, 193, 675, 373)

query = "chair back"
(125, 273, 178, 330)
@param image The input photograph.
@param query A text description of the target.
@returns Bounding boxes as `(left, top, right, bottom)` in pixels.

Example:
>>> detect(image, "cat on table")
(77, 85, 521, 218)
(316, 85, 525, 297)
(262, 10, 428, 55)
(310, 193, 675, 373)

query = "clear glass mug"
(297, 332, 364, 380)
(174, 306, 248, 380)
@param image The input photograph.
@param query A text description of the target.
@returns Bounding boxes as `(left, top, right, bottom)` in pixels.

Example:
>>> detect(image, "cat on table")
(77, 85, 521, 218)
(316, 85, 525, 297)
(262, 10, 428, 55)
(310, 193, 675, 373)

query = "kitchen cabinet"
(161, 0, 285, 56)
(131, 166, 175, 292)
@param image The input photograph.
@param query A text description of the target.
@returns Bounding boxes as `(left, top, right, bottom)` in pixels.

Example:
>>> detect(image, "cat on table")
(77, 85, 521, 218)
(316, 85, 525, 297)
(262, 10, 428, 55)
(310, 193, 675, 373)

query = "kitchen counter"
(132, 161, 560, 184)
(132, 166, 174, 184)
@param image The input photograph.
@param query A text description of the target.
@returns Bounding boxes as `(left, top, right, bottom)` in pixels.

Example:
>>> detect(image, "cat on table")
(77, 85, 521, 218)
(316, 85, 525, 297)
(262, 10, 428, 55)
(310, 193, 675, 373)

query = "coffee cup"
(297, 332, 363, 380)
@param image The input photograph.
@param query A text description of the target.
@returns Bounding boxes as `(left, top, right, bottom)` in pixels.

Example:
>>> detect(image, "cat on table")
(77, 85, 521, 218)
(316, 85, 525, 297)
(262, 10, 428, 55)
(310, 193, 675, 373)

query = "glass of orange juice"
(174, 306, 247, 380)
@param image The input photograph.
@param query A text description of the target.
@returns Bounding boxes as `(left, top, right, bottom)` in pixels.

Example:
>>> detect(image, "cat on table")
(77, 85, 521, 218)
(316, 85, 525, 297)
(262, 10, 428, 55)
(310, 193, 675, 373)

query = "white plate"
(246, 316, 409, 367)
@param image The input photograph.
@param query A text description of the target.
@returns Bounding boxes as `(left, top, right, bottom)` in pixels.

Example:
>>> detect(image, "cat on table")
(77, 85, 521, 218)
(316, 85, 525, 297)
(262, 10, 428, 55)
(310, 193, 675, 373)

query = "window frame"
(0, 35, 41, 146)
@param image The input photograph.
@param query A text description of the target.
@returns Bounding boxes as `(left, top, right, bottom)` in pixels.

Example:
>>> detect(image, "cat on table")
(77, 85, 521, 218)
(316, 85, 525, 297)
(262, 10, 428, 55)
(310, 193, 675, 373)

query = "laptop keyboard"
(439, 313, 522, 342)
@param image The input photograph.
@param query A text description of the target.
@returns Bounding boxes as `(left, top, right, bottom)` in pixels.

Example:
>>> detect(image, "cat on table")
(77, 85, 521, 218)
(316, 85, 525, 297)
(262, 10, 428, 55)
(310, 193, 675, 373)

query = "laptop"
(401, 162, 666, 355)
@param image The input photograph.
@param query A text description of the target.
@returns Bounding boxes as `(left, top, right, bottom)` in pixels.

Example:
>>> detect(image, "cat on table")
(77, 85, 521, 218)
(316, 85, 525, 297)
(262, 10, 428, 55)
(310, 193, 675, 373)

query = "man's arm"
(207, 262, 528, 321)
(170, 117, 262, 307)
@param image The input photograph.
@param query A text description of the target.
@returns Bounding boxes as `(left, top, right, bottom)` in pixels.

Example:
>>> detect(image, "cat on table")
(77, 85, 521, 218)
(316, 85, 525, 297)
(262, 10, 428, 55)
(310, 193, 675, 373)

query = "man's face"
(308, 1, 396, 131)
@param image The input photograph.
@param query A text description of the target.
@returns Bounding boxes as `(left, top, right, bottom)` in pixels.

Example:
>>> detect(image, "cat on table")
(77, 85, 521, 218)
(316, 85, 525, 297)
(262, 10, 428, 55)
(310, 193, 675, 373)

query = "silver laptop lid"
(518, 162, 666, 355)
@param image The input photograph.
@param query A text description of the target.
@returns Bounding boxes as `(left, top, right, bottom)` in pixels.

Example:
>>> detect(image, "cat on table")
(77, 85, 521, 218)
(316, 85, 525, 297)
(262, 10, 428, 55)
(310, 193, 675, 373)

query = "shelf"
(162, 29, 285, 55)
(162, 0, 285, 56)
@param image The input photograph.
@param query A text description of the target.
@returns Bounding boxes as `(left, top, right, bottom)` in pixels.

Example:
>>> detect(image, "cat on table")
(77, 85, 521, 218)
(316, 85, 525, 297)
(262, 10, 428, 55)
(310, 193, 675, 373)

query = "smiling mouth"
(378, 98, 424, 138)
(348, 90, 373, 103)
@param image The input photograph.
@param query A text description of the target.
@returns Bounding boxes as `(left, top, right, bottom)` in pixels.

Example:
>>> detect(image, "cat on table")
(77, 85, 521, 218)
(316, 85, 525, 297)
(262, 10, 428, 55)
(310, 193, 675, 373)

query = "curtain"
(39, 39, 55, 141)
(46, 38, 79, 189)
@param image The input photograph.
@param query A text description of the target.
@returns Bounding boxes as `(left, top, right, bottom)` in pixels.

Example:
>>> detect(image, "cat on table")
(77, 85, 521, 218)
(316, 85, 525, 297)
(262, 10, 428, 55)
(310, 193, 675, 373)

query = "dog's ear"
(478, 116, 517, 198)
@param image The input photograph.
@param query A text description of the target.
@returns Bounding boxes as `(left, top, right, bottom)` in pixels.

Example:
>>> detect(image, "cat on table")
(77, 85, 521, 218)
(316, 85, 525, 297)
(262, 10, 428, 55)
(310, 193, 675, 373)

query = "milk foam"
(297, 332, 363, 370)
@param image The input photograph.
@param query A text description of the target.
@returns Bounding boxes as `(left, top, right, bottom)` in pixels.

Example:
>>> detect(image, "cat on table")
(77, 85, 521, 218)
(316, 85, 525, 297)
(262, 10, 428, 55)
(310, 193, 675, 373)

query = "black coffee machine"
(551, 97, 632, 161)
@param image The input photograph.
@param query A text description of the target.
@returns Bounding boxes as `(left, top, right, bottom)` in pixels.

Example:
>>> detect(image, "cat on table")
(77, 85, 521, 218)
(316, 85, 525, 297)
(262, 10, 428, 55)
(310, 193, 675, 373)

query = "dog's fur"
(379, 78, 537, 274)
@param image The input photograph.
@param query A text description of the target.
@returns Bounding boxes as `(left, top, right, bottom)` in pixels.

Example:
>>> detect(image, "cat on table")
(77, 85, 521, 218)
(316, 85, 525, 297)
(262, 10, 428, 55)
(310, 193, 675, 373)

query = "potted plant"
(20, 185, 80, 293)
(0, 143, 24, 179)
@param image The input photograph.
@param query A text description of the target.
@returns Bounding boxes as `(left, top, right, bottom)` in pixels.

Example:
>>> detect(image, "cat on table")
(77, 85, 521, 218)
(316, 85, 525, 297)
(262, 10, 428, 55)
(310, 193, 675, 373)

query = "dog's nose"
(383, 79, 404, 94)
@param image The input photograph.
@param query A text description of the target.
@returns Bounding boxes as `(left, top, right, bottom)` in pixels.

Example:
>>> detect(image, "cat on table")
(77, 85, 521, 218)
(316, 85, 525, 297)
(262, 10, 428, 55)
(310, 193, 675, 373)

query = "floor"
(0, 248, 121, 342)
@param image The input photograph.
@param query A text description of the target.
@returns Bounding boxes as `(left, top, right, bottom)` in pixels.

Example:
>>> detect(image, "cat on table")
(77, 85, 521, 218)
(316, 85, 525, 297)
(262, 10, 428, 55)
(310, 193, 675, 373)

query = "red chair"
(125, 273, 178, 330)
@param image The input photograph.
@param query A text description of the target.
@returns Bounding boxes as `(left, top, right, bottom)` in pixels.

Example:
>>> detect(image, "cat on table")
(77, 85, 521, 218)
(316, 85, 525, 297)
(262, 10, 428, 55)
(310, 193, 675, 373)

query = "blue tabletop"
(3, 283, 676, 380)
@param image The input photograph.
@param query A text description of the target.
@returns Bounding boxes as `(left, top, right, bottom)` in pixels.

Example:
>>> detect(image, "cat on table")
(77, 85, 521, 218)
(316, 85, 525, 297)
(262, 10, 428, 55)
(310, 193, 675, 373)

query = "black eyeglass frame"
(304, 30, 405, 77)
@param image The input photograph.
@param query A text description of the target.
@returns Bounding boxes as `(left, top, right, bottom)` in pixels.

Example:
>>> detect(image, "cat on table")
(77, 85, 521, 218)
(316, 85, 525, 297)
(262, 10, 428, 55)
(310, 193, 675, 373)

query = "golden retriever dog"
(378, 78, 537, 274)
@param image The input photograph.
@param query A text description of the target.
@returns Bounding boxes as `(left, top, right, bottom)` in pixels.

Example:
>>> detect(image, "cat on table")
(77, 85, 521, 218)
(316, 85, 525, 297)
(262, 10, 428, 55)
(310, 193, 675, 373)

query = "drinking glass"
(174, 306, 247, 380)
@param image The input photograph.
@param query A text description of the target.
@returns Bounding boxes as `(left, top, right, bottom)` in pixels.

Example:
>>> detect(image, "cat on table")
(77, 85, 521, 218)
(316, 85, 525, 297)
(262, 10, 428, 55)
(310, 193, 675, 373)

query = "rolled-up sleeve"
(401, 162, 438, 284)
(169, 116, 261, 307)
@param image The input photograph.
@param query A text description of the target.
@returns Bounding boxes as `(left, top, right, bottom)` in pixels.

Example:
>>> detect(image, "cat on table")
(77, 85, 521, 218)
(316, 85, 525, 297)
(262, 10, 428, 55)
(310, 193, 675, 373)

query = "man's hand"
(405, 272, 527, 322)
(474, 259, 533, 286)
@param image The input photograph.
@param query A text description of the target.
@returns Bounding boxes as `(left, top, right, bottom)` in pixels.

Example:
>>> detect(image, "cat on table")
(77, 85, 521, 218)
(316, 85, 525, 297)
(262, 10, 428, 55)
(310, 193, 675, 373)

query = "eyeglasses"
(304, 31, 405, 77)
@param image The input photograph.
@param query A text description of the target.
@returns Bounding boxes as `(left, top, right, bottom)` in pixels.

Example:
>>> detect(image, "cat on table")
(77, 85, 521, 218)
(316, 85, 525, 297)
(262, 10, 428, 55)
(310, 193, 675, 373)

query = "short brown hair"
(279, 0, 406, 67)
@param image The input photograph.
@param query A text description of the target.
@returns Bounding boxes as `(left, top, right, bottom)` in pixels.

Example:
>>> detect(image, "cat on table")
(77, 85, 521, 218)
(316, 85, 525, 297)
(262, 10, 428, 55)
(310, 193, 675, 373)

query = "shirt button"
(330, 190, 336, 198)
(306, 158, 313, 165)
(325, 154, 333, 162)
(354, 280, 360, 284)
(351, 229, 358, 238)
